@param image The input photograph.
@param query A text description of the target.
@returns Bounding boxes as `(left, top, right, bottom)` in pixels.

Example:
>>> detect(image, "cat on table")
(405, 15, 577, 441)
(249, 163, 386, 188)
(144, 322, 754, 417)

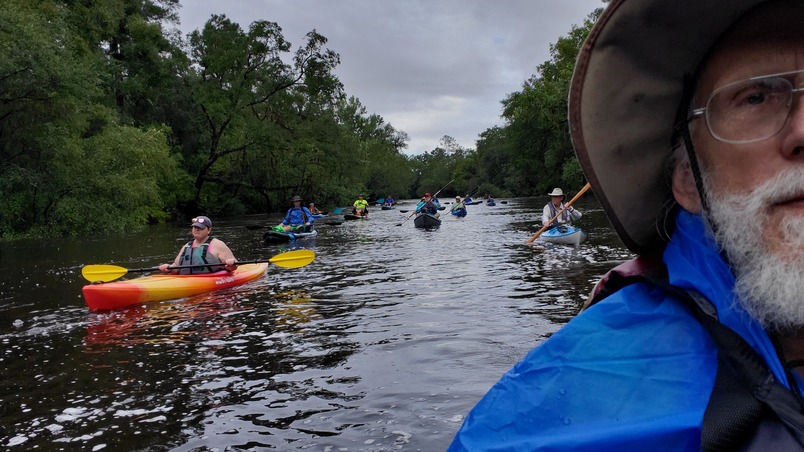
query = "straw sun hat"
(569, 0, 768, 254)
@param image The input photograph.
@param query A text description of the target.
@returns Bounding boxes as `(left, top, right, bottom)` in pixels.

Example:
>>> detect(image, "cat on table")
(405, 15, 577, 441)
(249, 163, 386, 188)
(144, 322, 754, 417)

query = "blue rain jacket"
(416, 199, 441, 214)
(282, 207, 313, 226)
(449, 210, 795, 451)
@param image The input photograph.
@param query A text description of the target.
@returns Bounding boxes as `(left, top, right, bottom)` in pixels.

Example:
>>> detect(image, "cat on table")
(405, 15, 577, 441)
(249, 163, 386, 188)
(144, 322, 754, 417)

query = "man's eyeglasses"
(688, 69, 804, 144)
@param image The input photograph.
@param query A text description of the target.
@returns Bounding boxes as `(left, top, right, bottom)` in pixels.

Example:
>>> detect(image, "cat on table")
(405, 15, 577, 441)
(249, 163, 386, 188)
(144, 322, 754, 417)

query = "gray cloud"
(178, 0, 602, 154)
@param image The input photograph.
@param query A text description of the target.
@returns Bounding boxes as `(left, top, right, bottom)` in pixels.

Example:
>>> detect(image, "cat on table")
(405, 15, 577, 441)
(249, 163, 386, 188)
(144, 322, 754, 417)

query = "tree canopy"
(0, 0, 601, 238)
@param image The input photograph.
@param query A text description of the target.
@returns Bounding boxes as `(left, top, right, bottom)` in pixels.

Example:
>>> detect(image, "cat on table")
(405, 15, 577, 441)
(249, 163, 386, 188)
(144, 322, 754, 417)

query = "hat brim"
(569, 0, 765, 254)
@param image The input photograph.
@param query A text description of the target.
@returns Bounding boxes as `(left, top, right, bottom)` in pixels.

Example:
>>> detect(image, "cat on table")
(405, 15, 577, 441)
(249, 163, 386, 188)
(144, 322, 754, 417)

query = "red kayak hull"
(82, 263, 269, 311)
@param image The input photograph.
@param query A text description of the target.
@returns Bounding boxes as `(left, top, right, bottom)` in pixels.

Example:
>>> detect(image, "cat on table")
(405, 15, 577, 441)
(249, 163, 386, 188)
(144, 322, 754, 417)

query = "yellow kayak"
(82, 263, 269, 311)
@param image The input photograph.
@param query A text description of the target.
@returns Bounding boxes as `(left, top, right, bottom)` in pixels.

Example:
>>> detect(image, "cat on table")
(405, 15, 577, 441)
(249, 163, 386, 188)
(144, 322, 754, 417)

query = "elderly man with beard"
(450, 0, 804, 450)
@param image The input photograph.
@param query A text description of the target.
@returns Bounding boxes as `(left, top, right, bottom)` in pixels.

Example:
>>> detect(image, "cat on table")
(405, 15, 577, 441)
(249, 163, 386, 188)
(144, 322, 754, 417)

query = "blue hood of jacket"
(449, 210, 789, 451)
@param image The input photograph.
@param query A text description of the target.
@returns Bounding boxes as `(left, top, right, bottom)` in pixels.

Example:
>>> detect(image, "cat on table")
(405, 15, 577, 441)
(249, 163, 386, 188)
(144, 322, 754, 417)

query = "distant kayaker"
(541, 187, 581, 230)
(308, 202, 323, 215)
(383, 195, 395, 206)
(452, 196, 465, 211)
(352, 194, 369, 217)
(464, 194, 473, 204)
(159, 216, 237, 275)
(416, 192, 441, 217)
(451, 1, 804, 450)
(277, 195, 313, 232)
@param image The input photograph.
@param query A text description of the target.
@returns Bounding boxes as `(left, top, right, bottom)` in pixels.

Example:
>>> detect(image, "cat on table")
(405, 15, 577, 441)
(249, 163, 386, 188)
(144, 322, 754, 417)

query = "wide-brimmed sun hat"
(569, 0, 767, 254)
(548, 188, 565, 197)
(291, 195, 302, 202)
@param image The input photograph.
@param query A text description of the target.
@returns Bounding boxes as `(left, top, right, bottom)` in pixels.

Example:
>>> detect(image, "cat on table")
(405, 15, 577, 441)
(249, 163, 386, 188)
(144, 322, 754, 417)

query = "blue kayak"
(263, 229, 318, 244)
(541, 225, 588, 245)
(451, 208, 467, 217)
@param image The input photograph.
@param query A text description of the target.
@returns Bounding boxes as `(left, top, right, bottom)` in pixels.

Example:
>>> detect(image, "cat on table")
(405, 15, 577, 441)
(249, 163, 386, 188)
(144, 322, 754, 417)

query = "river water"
(0, 196, 633, 451)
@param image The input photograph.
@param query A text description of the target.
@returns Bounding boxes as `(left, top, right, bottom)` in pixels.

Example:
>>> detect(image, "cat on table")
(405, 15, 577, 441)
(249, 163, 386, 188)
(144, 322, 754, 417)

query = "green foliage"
(0, 0, 602, 239)
(47, 124, 180, 236)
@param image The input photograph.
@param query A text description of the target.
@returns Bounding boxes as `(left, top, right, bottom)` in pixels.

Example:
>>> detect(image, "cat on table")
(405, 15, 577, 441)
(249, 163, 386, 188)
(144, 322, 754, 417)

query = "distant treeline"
(0, 0, 602, 238)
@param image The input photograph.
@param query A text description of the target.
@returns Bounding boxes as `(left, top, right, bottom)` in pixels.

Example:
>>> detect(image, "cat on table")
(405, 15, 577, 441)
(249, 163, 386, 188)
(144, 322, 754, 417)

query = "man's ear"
(672, 158, 703, 213)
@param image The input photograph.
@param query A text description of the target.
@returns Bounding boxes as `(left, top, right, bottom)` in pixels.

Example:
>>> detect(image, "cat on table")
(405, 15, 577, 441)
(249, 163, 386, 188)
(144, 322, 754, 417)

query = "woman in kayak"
(159, 216, 237, 274)
(308, 202, 324, 215)
(451, 196, 465, 211)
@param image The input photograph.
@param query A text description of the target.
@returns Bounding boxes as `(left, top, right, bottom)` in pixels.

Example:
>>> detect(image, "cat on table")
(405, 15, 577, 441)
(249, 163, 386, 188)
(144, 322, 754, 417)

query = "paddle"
(449, 186, 478, 212)
(396, 179, 454, 226)
(527, 183, 591, 243)
(81, 249, 316, 282)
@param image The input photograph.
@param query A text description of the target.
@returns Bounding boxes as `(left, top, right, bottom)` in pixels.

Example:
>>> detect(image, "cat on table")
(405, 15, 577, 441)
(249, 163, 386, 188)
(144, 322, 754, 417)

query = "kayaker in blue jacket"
(451, 1, 804, 450)
(159, 215, 237, 275)
(277, 195, 313, 232)
(415, 192, 441, 216)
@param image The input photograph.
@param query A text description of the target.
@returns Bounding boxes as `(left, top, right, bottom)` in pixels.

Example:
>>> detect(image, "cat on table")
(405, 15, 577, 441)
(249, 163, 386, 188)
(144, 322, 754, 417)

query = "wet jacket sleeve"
(448, 282, 717, 451)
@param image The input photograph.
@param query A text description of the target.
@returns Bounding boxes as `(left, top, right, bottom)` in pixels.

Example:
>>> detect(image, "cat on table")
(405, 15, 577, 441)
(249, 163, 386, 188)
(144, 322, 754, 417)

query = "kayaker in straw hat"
(541, 187, 582, 230)
(159, 216, 237, 275)
(451, 1, 804, 449)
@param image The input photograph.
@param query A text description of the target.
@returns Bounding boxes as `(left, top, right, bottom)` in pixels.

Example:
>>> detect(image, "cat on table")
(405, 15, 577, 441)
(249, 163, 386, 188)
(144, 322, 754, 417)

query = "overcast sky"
(176, 0, 603, 155)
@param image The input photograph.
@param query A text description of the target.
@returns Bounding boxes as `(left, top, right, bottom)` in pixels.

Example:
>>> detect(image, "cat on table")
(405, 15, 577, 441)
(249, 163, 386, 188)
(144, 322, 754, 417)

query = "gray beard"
(704, 167, 804, 332)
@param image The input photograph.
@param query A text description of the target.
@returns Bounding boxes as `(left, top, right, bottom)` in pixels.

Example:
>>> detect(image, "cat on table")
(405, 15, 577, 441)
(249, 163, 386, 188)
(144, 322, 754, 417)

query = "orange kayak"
(82, 263, 269, 311)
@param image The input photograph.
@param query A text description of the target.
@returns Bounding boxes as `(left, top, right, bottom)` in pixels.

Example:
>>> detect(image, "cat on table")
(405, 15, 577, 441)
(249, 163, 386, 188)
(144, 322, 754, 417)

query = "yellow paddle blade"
(268, 249, 316, 268)
(81, 264, 129, 282)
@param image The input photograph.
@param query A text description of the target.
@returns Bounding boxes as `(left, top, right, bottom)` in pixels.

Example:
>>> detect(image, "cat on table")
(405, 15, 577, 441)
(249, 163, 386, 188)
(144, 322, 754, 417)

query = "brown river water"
(0, 196, 633, 450)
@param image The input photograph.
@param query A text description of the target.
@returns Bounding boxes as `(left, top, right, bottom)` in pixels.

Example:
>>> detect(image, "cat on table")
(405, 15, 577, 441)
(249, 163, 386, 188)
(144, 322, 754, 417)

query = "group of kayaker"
(159, 187, 584, 278)
(159, 194, 320, 275)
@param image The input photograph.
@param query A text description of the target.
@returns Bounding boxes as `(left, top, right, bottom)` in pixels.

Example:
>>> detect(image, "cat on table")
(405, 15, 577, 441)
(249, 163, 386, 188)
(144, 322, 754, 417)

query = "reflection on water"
(0, 197, 633, 450)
